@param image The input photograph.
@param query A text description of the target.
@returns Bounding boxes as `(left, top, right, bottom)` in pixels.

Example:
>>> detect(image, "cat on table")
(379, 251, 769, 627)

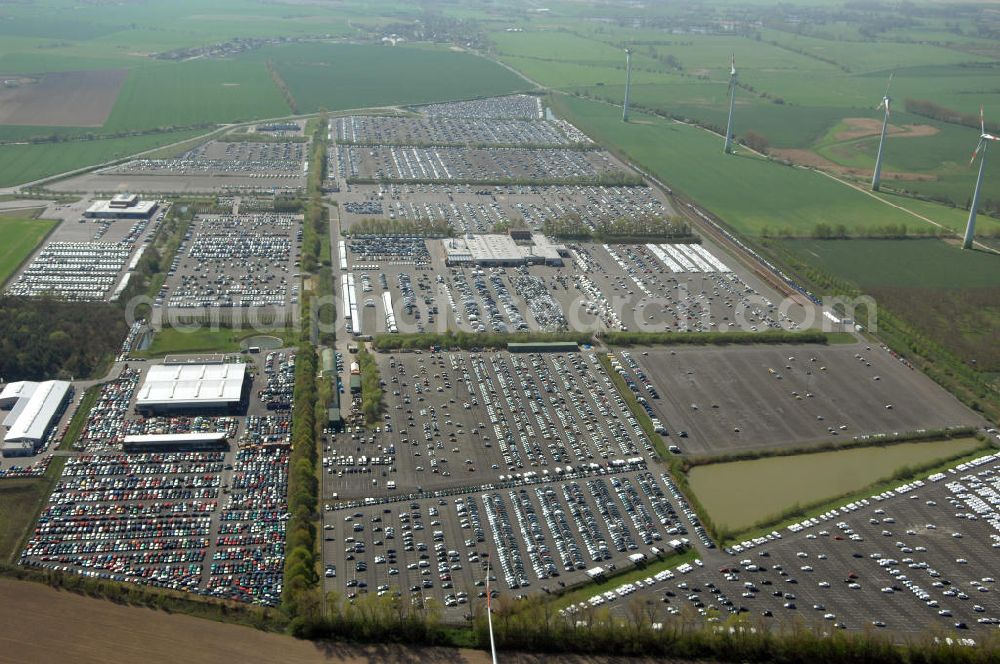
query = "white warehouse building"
(1, 380, 72, 457)
(135, 363, 248, 415)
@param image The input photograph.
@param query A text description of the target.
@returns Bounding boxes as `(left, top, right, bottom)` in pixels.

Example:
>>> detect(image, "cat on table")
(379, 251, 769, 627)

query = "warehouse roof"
(0, 381, 36, 408)
(136, 363, 246, 407)
(123, 433, 228, 445)
(5, 380, 71, 442)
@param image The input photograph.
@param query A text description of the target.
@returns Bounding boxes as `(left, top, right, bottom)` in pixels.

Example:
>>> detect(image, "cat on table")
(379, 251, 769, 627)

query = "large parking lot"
(5, 200, 162, 301)
(615, 343, 986, 456)
(341, 238, 804, 337)
(338, 183, 672, 234)
(108, 140, 308, 178)
(339, 145, 618, 183)
(320, 348, 715, 616)
(19, 352, 295, 606)
(564, 453, 1000, 638)
(156, 213, 301, 313)
(335, 115, 583, 147)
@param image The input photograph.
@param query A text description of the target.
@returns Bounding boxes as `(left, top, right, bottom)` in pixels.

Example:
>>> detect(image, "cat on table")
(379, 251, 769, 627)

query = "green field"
(688, 437, 985, 533)
(0, 129, 207, 188)
(139, 326, 299, 357)
(0, 216, 57, 286)
(102, 60, 291, 132)
(777, 238, 1000, 369)
(249, 43, 529, 114)
(780, 238, 1000, 289)
(490, 22, 1000, 206)
(550, 94, 1000, 237)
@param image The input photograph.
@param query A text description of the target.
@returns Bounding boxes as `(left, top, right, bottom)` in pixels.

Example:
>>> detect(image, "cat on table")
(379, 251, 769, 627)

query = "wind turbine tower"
(724, 54, 737, 154)
(964, 106, 999, 249)
(871, 73, 894, 191)
(623, 48, 632, 122)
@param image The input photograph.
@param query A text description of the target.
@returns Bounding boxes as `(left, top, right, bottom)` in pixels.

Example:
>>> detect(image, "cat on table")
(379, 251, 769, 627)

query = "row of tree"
(346, 217, 454, 237)
(541, 213, 693, 241)
(372, 330, 594, 351)
(357, 348, 383, 425)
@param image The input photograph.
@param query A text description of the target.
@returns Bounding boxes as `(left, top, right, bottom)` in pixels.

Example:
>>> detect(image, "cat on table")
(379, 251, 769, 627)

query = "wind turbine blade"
(730, 53, 736, 77)
(971, 138, 985, 165)
(885, 98, 890, 117)
(884, 72, 894, 98)
(981, 106, 986, 135)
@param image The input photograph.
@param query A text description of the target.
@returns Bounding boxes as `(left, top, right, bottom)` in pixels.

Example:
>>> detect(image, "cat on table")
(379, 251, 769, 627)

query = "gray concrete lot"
(621, 344, 986, 456)
(567, 454, 1000, 638)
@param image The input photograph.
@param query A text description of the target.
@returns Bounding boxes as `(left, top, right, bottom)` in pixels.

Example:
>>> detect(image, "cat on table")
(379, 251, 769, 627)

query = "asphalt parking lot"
(342, 237, 803, 337)
(157, 213, 302, 313)
(321, 467, 697, 618)
(5, 201, 162, 302)
(337, 183, 673, 234)
(323, 350, 658, 501)
(567, 453, 1000, 638)
(618, 344, 986, 455)
(19, 351, 295, 606)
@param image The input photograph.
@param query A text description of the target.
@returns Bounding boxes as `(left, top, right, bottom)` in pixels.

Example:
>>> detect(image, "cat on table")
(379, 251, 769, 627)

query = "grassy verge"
(0, 459, 64, 564)
(600, 329, 836, 347)
(550, 548, 698, 611)
(373, 331, 594, 351)
(60, 387, 100, 451)
(596, 352, 669, 461)
(137, 326, 299, 357)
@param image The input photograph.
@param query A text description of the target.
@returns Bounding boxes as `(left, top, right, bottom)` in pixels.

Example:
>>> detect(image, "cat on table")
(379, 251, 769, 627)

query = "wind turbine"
(871, 73, 894, 192)
(723, 54, 736, 154)
(964, 106, 999, 249)
(623, 48, 632, 122)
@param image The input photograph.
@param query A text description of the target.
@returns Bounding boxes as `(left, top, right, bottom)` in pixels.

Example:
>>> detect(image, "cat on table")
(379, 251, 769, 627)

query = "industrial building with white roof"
(135, 362, 248, 414)
(1, 379, 72, 457)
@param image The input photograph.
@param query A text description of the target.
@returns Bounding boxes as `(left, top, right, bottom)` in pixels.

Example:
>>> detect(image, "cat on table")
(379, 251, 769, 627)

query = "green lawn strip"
(138, 326, 299, 357)
(0, 457, 65, 564)
(60, 386, 101, 451)
(0, 216, 57, 286)
(550, 548, 699, 612)
(596, 352, 669, 461)
(600, 330, 834, 347)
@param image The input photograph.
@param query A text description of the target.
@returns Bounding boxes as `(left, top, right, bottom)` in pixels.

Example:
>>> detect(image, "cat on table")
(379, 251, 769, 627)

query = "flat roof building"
(85, 195, 158, 220)
(443, 233, 567, 267)
(136, 363, 248, 415)
(123, 432, 229, 453)
(2, 380, 72, 452)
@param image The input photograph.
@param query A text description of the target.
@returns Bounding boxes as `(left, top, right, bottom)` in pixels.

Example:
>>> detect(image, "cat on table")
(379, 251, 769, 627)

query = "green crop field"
(0, 216, 57, 286)
(488, 18, 1000, 207)
(102, 60, 291, 132)
(779, 238, 1000, 290)
(688, 437, 985, 533)
(246, 43, 529, 114)
(777, 238, 1000, 370)
(0, 129, 207, 188)
(550, 94, 1000, 237)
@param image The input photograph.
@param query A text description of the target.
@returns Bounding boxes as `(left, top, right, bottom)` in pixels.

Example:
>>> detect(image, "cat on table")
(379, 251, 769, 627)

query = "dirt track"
(0, 578, 685, 664)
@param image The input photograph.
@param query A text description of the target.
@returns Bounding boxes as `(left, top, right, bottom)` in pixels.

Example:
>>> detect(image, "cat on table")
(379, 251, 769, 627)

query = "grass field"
(688, 437, 985, 533)
(550, 94, 1000, 237)
(777, 238, 1000, 370)
(0, 478, 55, 564)
(139, 326, 299, 357)
(0, 129, 206, 187)
(247, 43, 530, 113)
(102, 60, 291, 132)
(779, 238, 1000, 289)
(0, 216, 56, 286)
